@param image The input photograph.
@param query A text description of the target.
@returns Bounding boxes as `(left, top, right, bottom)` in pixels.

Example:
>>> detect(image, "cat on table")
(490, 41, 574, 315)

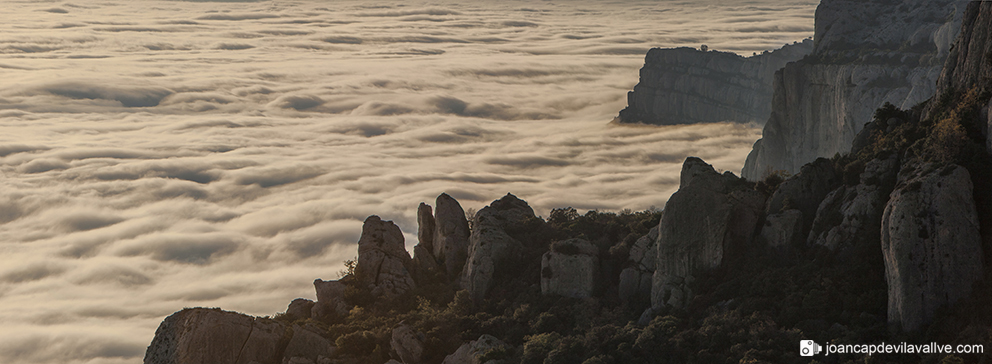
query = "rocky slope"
(742, 0, 968, 179)
(616, 40, 812, 125)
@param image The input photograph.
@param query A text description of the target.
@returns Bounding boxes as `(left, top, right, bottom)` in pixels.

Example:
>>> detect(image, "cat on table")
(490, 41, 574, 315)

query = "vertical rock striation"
(355, 215, 416, 298)
(618, 41, 812, 125)
(743, 0, 967, 179)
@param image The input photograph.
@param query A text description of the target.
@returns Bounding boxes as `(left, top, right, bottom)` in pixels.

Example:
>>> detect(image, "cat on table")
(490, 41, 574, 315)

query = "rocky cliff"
(742, 0, 968, 179)
(617, 40, 812, 125)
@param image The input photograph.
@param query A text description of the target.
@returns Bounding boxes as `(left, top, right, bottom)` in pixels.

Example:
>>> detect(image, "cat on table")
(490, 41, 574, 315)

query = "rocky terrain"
(616, 40, 812, 125)
(742, 0, 968, 179)
(145, 2, 992, 364)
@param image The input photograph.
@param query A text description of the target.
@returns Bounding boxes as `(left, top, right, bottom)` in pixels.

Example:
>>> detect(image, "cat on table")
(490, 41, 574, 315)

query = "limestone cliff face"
(618, 41, 812, 125)
(742, 0, 967, 179)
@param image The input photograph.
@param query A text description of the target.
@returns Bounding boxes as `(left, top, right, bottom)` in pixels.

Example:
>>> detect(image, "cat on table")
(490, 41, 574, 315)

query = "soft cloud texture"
(0, 0, 815, 363)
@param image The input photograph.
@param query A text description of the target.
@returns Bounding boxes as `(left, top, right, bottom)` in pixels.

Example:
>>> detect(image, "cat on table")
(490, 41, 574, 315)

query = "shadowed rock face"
(618, 41, 812, 125)
(619, 225, 659, 306)
(460, 193, 539, 302)
(355, 215, 416, 297)
(143, 308, 335, 364)
(808, 155, 899, 254)
(742, 0, 967, 179)
(441, 334, 507, 364)
(881, 162, 983, 332)
(541, 238, 598, 299)
(433, 193, 471, 278)
(651, 157, 766, 310)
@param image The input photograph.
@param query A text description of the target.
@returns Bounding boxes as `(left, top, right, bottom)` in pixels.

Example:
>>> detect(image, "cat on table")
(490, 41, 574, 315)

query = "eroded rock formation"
(355, 215, 416, 297)
(651, 157, 765, 310)
(460, 193, 541, 302)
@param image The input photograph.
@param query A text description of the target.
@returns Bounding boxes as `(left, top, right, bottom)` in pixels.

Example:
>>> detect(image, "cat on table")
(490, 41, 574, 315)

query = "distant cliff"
(742, 0, 967, 179)
(616, 40, 812, 125)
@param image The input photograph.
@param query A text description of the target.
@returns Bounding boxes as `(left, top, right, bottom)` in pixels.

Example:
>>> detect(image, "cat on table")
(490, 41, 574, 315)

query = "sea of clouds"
(0, 0, 815, 362)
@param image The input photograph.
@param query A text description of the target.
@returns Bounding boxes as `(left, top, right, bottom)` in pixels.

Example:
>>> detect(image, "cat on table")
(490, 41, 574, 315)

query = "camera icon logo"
(800, 340, 822, 356)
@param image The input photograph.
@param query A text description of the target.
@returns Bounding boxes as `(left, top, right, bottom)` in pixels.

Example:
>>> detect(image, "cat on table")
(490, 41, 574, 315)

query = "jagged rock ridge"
(617, 40, 812, 125)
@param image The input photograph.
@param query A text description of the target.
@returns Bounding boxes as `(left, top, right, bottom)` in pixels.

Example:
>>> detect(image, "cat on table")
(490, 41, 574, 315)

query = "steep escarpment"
(616, 40, 812, 125)
(742, 0, 967, 179)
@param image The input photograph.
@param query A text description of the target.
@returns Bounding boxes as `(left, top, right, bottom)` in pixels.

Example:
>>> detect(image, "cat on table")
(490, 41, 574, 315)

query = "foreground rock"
(432, 193, 471, 278)
(441, 334, 507, 364)
(355, 215, 416, 297)
(144, 308, 335, 364)
(618, 40, 812, 125)
(881, 162, 984, 332)
(742, 0, 966, 179)
(391, 322, 426, 364)
(765, 158, 840, 233)
(541, 238, 598, 299)
(651, 157, 765, 310)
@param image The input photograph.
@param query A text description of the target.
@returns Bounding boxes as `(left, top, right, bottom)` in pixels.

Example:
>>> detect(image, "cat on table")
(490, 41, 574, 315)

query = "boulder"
(460, 194, 539, 302)
(809, 155, 899, 253)
(312, 278, 350, 320)
(355, 215, 416, 297)
(285, 298, 314, 322)
(390, 322, 425, 364)
(441, 334, 507, 364)
(881, 162, 984, 332)
(765, 158, 840, 232)
(144, 308, 290, 364)
(651, 157, 766, 310)
(541, 239, 598, 298)
(619, 225, 661, 306)
(759, 209, 803, 248)
(283, 324, 336, 363)
(433, 193, 471, 277)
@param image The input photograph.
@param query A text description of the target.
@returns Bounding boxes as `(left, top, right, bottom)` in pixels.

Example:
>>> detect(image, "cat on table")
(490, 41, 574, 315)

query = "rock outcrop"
(412, 203, 441, 278)
(808, 155, 899, 253)
(758, 209, 803, 249)
(390, 322, 426, 364)
(742, 0, 967, 179)
(460, 193, 539, 302)
(355, 215, 416, 297)
(618, 225, 658, 306)
(144, 308, 335, 364)
(881, 162, 984, 332)
(312, 278, 350, 321)
(285, 298, 314, 322)
(540, 238, 598, 299)
(651, 158, 766, 310)
(441, 334, 507, 364)
(765, 158, 840, 233)
(617, 40, 813, 125)
(433, 194, 471, 278)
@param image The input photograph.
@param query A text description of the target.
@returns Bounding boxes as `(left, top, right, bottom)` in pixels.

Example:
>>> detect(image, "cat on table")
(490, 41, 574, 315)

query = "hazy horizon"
(0, 1, 816, 362)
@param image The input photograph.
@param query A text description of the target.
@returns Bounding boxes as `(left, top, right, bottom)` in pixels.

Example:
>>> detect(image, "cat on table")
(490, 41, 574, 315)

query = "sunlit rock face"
(618, 40, 812, 125)
(743, 0, 968, 179)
